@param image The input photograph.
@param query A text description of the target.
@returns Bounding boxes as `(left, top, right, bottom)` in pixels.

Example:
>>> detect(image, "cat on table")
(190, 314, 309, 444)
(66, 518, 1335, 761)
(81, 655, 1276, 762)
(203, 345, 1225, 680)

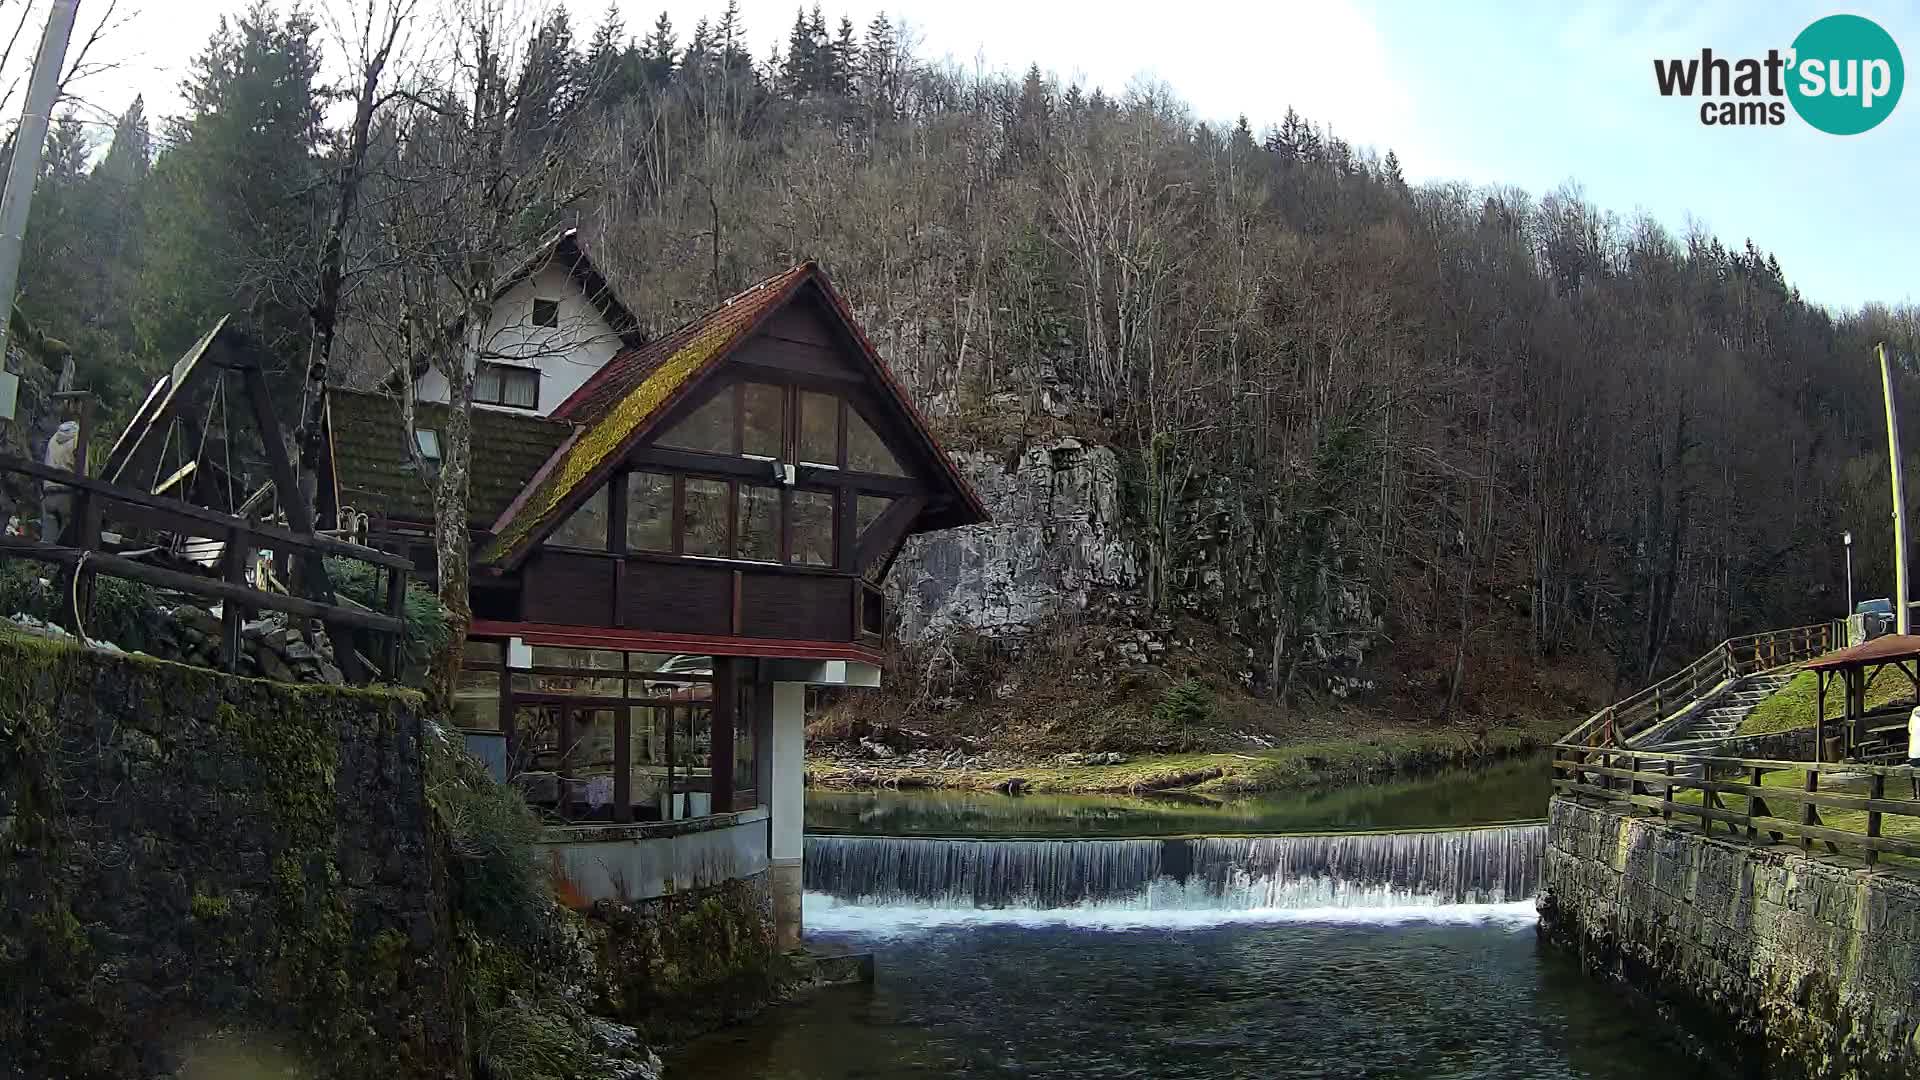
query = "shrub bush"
(427, 730, 549, 946)
(325, 556, 448, 674)
(0, 560, 163, 652)
(1152, 678, 1216, 732)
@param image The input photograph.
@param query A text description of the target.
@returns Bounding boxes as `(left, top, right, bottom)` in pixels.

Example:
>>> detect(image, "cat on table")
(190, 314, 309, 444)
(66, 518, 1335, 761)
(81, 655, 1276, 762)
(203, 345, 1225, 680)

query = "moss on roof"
(478, 266, 811, 565)
(478, 321, 732, 563)
(328, 389, 570, 526)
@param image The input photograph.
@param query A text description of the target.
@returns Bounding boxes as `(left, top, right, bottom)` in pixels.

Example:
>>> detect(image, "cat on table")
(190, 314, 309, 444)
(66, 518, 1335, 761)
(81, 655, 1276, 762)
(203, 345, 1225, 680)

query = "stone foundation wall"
(0, 633, 463, 1080)
(589, 872, 780, 1043)
(1540, 796, 1920, 1079)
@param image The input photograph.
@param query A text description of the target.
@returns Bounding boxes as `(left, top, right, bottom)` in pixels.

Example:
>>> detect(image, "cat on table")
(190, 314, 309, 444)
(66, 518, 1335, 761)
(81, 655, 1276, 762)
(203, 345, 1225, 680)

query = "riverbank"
(807, 715, 1565, 796)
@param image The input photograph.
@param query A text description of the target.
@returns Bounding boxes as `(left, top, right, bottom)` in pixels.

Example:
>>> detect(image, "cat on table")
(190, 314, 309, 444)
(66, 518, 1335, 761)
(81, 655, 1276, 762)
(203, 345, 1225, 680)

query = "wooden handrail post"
(1745, 765, 1761, 843)
(1663, 760, 1674, 821)
(383, 554, 407, 678)
(1701, 761, 1717, 836)
(1866, 773, 1885, 868)
(220, 526, 246, 672)
(1802, 771, 1818, 856)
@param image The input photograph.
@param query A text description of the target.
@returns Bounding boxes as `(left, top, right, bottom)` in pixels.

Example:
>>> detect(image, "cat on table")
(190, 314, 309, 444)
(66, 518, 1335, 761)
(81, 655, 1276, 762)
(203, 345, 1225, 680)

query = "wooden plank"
(0, 454, 411, 569)
(854, 493, 927, 573)
(1552, 759, 1920, 818)
(0, 536, 402, 633)
(220, 526, 246, 672)
(1558, 780, 1920, 859)
(1552, 743, 1920, 780)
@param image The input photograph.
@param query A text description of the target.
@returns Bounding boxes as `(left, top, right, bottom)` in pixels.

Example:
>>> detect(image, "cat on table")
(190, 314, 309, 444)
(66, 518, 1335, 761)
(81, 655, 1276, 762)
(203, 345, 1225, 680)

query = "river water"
(673, 761, 1721, 1078)
(804, 753, 1552, 837)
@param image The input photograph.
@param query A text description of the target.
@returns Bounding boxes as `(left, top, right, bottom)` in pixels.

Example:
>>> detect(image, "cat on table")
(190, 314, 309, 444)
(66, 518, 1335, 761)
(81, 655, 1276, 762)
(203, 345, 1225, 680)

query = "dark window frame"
(531, 297, 561, 328)
(474, 360, 541, 410)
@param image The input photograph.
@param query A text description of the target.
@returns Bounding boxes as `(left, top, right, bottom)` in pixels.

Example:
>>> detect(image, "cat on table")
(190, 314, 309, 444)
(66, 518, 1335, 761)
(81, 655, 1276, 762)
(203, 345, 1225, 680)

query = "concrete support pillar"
(769, 681, 806, 951)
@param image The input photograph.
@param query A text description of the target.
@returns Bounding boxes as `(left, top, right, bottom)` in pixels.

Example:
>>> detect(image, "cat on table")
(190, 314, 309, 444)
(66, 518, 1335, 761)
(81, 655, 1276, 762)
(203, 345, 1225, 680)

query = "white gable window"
(475, 361, 539, 409)
(532, 297, 560, 328)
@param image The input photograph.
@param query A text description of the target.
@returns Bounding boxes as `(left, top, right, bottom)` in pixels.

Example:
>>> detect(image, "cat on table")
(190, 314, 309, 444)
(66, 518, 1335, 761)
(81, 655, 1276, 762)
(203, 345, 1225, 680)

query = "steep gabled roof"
(478, 262, 988, 569)
(327, 388, 571, 526)
(501, 228, 645, 349)
(384, 229, 644, 389)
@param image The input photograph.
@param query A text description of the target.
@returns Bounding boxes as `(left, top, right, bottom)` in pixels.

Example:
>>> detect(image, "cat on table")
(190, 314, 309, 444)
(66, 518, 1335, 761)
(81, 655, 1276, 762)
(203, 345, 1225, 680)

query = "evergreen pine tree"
(641, 11, 677, 87)
(831, 16, 858, 97)
(782, 7, 816, 95)
(135, 4, 326, 386)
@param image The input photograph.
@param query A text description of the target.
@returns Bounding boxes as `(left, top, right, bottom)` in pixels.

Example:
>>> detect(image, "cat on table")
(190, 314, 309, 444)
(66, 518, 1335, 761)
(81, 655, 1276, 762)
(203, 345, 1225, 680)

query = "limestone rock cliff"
(890, 437, 1139, 643)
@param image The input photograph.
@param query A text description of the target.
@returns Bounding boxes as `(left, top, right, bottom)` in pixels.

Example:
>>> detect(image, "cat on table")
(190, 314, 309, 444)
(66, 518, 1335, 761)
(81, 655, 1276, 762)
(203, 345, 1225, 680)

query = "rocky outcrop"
(889, 437, 1139, 643)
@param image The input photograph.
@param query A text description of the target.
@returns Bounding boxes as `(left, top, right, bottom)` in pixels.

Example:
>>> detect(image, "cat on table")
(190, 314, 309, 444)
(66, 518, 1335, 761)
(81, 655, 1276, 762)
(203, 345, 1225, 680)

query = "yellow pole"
(1880, 342, 1910, 636)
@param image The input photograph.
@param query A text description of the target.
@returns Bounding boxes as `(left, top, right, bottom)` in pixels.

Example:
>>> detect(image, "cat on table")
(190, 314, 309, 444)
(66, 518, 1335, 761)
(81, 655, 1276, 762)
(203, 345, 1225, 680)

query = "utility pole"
(1880, 342, 1910, 635)
(0, 0, 82, 392)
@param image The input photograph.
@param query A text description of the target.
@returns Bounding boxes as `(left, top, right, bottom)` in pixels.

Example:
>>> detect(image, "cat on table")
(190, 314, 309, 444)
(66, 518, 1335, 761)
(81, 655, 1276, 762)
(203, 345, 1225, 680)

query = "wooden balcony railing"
(1562, 621, 1842, 748)
(0, 452, 410, 682)
(1553, 744, 1920, 868)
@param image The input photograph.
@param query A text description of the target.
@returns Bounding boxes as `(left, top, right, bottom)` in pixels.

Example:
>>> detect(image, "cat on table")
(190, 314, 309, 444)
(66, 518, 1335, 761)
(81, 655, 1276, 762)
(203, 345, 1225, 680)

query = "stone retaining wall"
(1540, 795, 1920, 1079)
(0, 632, 462, 1080)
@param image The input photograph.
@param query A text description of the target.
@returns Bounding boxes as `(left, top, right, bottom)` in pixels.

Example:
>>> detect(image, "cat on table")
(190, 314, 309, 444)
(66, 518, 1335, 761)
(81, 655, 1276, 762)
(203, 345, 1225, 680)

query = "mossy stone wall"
(0, 632, 465, 1079)
(590, 872, 779, 1043)
(1540, 796, 1920, 1079)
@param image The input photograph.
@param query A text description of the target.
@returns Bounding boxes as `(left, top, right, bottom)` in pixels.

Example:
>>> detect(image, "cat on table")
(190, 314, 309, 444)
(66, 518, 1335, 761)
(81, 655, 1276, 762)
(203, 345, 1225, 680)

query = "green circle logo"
(1788, 14, 1904, 134)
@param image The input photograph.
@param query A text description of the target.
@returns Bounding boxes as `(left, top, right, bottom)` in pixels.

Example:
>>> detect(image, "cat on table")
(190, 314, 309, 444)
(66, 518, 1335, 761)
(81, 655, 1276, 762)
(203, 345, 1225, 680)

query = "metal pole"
(0, 0, 80, 366)
(1845, 535, 1854, 616)
(1880, 342, 1910, 636)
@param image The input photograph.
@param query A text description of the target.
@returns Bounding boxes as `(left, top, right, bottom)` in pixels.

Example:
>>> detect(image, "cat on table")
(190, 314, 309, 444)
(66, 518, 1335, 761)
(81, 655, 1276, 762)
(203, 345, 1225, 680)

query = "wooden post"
(1663, 760, 1674, 821)
(1815, 673, 1826, 764)
(238, 360, 364, 684)
(613, 708, 632, 824)
(1629, 754, 1642, 801)
(711, 657, 737, 813)
(1746, 765, 1762, 843)
(383, 555, 407, 678)
(1801, 770, 1818, 855)
(1701, 762, 1717, 836)
(1866, 772, 1884, 868)
(220, 525, 246, 672)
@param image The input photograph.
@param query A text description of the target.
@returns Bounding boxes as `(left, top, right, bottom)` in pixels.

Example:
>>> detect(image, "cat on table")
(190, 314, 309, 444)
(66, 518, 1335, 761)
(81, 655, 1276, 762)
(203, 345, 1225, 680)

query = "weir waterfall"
(804, 824, 1545, 916)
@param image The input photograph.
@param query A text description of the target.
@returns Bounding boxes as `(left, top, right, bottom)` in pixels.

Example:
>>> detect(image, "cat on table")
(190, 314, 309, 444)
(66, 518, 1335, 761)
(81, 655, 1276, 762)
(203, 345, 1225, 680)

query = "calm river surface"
(804, 753, 1552, 837)
(672, 759, 1717, 1079)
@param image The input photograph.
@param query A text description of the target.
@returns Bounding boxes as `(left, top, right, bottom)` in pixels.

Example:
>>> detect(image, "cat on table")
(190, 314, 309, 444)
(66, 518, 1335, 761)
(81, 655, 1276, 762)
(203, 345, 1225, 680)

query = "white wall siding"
(413, 262, 623, 417)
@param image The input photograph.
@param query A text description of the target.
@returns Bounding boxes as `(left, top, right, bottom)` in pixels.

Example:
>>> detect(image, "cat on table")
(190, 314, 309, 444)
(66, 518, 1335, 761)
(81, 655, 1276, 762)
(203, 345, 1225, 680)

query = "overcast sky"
(19, 0, 1920, 312)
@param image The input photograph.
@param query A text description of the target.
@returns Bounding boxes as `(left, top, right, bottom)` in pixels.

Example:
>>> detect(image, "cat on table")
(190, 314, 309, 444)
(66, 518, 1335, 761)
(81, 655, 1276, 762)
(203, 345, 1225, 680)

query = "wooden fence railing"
(1562, 621, 1842, 748)
(0, 452, 410, 681)
(1553, 743, 1920, 867)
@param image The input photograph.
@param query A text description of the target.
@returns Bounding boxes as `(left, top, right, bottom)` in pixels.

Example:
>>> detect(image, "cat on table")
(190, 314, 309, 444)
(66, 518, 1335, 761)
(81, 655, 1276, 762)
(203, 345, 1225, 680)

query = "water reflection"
(806, 754, 1552, 837)
(674, 916, 1726, 1079)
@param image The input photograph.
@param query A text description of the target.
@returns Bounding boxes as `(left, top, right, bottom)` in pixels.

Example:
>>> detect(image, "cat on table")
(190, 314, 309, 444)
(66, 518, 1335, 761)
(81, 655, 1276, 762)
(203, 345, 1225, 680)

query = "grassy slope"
(816, 547, 1619, 794)
(1740, 668, 1915, 735)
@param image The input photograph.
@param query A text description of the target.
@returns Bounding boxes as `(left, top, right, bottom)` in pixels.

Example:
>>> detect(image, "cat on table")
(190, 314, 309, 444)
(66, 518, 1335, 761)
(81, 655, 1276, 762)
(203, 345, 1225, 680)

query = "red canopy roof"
(1803, 633, 1920, 671)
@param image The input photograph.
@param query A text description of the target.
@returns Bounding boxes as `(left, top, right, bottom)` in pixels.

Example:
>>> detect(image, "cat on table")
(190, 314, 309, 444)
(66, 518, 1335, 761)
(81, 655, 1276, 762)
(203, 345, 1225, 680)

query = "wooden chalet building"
(319, 233, 986, 944)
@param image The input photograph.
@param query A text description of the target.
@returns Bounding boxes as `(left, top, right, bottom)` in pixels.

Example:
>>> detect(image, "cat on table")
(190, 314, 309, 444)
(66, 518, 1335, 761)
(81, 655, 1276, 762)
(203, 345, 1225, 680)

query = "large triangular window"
(546, 485, 610, 549)
(657, 391, 734, 454)
(846, 409, 905, 476)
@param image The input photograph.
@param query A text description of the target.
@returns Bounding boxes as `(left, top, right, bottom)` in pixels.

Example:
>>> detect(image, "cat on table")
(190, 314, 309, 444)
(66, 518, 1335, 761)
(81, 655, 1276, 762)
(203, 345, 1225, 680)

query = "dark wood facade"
(480, 290, 957, 660)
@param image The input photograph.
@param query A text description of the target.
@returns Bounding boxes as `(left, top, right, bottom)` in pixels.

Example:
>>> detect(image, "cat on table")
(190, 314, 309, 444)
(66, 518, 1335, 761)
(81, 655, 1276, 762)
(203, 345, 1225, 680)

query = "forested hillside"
(10, 1, 1918, 738)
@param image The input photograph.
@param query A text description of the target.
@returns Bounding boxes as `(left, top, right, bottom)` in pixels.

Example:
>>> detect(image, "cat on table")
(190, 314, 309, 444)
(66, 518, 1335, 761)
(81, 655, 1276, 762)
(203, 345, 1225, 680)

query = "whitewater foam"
(804, 892, 1540, 936)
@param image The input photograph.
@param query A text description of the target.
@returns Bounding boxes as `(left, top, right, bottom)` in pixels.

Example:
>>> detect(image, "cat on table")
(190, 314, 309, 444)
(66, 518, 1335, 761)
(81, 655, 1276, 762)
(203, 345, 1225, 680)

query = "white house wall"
(413, 262, 623, 417)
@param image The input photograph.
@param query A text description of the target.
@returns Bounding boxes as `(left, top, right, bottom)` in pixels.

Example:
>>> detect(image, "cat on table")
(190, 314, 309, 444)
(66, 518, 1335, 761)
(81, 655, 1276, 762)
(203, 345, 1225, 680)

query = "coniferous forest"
(10, 0, 1919, 716)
